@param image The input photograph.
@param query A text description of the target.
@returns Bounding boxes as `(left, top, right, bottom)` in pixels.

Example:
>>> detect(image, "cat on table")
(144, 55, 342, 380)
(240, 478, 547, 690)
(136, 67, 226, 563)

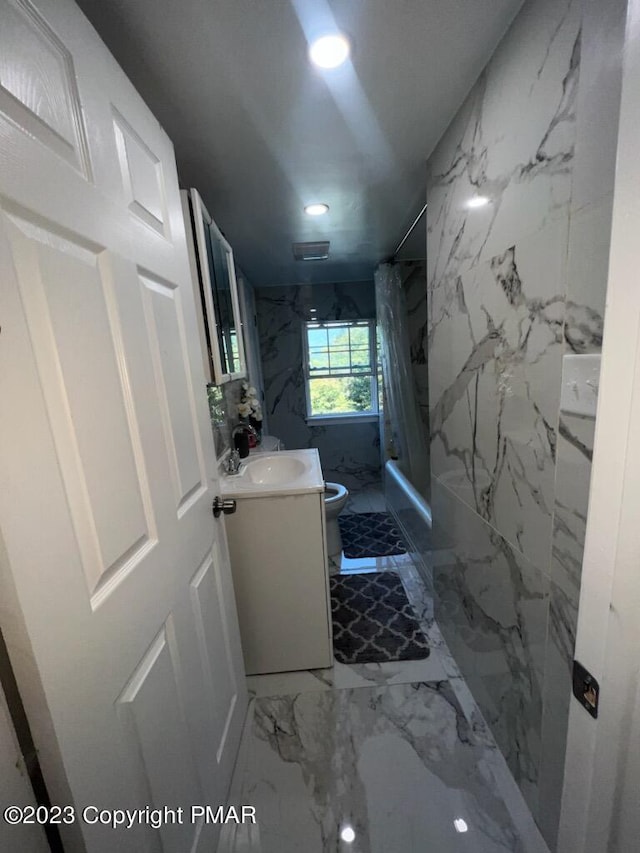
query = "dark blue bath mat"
(338, 512, 407, 559)
(330, 572, 429, 664)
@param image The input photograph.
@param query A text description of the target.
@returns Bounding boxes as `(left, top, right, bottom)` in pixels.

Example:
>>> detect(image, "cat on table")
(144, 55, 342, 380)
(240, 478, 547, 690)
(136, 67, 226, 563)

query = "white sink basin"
(245, 455, 308, 485)
(220, 449, 324, 498)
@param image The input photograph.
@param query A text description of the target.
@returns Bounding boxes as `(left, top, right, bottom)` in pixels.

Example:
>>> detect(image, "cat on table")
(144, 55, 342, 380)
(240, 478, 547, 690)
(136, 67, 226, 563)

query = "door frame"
(557, 0, 640, 849)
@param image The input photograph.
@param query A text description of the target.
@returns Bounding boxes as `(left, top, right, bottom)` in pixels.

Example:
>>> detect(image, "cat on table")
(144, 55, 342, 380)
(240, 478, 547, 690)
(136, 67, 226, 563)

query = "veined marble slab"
(427, 0, 581, 570)
(431, 477, 548, 817)
(220, 542, 549, 853)
(246, 656, 449, 699)
(255, 282, 381, 493)
(231, 682, 534, 853)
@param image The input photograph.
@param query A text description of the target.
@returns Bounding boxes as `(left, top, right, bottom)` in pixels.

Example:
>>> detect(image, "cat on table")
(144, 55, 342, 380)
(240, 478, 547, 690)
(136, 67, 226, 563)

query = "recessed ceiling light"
(466, 195, 490, 209)
(309, 34, 351, 69)
(304, 203, 329, 216)
(340, 825, 356, 843)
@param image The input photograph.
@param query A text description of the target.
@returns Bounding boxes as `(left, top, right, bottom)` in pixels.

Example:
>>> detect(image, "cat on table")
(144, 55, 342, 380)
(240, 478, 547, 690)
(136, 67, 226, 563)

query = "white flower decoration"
(237, 379, 263, 422)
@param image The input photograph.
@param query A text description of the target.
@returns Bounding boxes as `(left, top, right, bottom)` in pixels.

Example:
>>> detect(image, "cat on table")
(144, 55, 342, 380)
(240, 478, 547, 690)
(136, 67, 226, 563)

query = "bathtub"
(384, 459, 433, 586)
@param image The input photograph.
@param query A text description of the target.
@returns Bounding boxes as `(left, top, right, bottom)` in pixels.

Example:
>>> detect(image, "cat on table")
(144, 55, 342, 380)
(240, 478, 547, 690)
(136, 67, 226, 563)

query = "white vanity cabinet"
(221, 450, 332, 674)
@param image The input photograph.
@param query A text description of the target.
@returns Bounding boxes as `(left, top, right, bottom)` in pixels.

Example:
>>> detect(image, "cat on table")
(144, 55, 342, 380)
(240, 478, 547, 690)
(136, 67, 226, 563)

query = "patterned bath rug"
(330, 572, 430, 664)
(338, 512, 407, 559)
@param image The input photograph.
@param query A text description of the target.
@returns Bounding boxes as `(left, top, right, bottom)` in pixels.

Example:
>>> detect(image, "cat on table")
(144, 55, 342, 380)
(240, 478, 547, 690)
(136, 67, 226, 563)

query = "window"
(303, 319, 378, 419)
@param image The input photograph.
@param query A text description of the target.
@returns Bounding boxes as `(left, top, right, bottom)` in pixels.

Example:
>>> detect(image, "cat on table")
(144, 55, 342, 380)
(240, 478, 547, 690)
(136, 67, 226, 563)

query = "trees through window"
(303, 319, 378, 418)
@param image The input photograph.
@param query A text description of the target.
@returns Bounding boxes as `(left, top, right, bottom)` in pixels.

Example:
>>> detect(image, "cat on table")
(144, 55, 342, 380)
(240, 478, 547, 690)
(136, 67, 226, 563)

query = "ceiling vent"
(292, 241, 330, 261)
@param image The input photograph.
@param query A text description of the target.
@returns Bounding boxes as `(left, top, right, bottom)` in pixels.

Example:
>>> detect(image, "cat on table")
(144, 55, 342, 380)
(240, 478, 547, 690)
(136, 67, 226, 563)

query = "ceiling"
(76, 0, 524, 286)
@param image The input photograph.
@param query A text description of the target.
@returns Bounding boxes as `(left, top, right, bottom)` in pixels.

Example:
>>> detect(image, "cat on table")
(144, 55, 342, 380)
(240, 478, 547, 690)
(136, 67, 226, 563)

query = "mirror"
(186, 188, 246, 384)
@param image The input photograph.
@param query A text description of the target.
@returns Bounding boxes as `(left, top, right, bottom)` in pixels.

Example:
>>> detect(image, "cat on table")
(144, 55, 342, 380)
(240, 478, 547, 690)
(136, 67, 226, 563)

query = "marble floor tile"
(394, 559, 456, 662)
(246, 655, 449, 699)
(222, 682, 545, 853)
(345, 486, 387, 514)
(395, 558, 433, 618)
(447, 676, 497, 749)
(328, 554, 394, 575)
(338, 553, 399, 573)
(222, 530, 549, 853)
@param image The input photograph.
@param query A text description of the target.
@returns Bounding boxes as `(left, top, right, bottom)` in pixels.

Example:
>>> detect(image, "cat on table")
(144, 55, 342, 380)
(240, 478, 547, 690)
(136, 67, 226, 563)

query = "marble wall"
(208, 379, 244, 459)
(425, 0, 626, 846)
(255, 282, 381, 492)
(208, 274, 265, 459)
(402, 261, 430, 479)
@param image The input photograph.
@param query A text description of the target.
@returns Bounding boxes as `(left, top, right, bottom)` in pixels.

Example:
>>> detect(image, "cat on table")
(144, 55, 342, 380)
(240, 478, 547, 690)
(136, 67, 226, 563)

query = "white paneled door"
(0, 1, 247, 851)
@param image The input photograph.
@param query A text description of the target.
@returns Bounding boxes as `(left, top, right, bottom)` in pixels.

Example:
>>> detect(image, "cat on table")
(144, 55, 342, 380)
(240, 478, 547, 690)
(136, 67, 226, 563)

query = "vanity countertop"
(219, 448, 324, 499)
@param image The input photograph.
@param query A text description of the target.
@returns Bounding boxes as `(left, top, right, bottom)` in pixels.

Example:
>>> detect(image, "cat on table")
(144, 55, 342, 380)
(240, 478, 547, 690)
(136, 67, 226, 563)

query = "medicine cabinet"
(182, 188, 246, 385)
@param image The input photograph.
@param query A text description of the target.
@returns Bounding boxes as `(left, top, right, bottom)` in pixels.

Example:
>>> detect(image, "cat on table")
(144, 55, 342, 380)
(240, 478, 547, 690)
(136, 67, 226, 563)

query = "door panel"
(3, 211, 156, 598)
(116, 618, 202, 853)
(0, 0, 91, 177)
(112, 108, 169, 237)
(139, 270, 207, 514)
(190, 540, 240, 764)
(0, 0, 248, 850)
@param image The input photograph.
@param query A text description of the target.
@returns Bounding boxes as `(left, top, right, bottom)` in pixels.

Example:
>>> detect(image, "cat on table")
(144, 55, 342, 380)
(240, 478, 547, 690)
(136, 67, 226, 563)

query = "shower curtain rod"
(391, 202, 427, 260)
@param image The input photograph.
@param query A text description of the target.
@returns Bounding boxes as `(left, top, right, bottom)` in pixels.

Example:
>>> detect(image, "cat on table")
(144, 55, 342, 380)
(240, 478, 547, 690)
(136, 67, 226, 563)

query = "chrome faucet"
(224, 449, 242, 475)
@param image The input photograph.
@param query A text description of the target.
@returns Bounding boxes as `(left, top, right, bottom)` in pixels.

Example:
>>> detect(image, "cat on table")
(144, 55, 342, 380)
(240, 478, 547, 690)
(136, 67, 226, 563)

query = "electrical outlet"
(572, 660, 599, 719)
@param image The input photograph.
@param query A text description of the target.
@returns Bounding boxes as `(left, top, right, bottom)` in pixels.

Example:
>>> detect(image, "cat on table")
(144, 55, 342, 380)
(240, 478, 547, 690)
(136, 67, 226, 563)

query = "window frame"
(302, 318, 379, 424)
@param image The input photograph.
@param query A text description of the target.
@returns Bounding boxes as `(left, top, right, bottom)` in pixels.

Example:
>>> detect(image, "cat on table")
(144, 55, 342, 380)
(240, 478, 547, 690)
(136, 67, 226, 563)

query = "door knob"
(212, 496, 237, 518)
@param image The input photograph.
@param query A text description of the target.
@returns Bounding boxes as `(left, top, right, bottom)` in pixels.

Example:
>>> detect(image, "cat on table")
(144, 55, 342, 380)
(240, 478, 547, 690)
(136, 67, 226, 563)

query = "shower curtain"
(375, 263, 430, 497)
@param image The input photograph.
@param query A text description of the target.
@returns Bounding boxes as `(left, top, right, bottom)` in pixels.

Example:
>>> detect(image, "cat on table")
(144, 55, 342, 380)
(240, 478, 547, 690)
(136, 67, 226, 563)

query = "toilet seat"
(323, 482, 349, 564)
(324, 482, 347, 505)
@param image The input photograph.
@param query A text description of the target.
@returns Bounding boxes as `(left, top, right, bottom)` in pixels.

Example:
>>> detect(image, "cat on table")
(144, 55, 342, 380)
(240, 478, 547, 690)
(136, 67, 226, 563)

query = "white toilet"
(324, 482, 349, 560)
